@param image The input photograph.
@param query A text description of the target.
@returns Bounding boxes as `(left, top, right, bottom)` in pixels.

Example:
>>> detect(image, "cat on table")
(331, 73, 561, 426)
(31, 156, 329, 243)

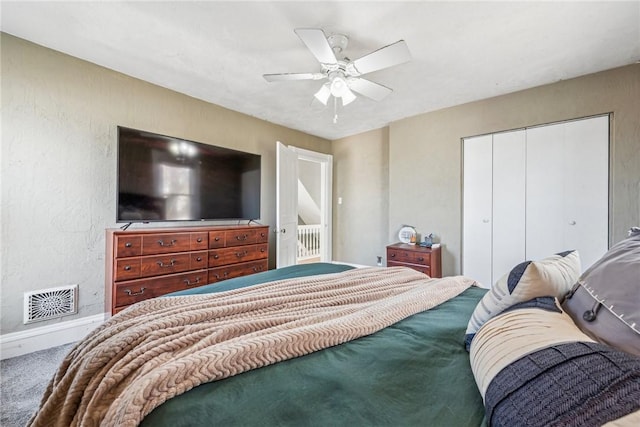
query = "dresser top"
(387, 242, 441, 252)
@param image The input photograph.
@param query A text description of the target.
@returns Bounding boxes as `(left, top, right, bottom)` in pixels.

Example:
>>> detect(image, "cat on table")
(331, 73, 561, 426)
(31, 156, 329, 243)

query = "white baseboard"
(0, 313, 107, 360)
(331, 261, 371, 268)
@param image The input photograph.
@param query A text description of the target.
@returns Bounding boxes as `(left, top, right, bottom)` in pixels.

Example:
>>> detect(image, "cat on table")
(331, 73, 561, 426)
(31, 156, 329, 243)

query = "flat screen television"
(117, 127, 261, 222)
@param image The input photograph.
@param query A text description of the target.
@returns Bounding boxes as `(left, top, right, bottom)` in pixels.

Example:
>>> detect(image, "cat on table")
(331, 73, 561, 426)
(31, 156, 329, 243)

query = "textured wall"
(332, 127, 389, 266)
(0, 34, 330, 334)
(389, 64, 640, 276)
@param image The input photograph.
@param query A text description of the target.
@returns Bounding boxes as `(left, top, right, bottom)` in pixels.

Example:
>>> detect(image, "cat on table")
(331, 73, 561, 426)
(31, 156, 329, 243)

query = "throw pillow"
(561, 227, 640, 356)
(465, 250, 580, 350)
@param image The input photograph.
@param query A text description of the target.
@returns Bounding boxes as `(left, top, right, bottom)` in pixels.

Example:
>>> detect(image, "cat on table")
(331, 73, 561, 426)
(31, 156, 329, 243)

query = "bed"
(29, 232, 640, 427)
(29, 263, 488, 427)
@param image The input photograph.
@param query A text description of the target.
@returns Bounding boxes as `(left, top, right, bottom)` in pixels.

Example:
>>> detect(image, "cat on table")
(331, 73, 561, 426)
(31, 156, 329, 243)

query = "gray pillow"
(561, 227, 640, 356)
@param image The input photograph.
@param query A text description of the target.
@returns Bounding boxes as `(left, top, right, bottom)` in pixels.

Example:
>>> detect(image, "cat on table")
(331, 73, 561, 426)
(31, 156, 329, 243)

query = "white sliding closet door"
(525, 123, 565, 259)
(462, 135, 493, 287)
(492, 130, 526, 284)
(463, 115, 609, 288)
(526, 116, 609, 270)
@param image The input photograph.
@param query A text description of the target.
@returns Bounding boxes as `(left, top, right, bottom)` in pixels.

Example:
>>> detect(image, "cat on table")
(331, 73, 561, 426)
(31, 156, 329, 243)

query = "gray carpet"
(1, 343, 74, 427)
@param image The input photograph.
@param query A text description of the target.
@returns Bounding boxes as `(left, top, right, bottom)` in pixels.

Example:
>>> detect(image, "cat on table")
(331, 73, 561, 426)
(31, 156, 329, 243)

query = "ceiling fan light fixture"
(314, 83, 331, 105)
(341, 88, 356, 106)
(330, 75, 348, 97)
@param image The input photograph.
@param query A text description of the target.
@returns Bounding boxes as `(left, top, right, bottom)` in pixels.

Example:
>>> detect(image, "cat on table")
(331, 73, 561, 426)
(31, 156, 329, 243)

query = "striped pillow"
(464, 250, 580, 350)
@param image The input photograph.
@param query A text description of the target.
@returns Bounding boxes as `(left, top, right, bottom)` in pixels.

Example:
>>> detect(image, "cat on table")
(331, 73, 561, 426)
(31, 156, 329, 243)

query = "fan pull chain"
(333, 97, 338, 124)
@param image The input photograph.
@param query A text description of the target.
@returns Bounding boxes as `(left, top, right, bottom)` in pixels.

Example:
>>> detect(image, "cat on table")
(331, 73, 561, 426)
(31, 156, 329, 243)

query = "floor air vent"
(24, 285, 78, 324)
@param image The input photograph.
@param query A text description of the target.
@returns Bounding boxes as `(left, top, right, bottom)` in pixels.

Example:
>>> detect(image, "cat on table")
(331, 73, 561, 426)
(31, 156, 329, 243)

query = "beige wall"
(0, 34, 330, 334)
(3, 31, 638, 338)
(332, 127, 389, 266)
(388, 64, 640, 276)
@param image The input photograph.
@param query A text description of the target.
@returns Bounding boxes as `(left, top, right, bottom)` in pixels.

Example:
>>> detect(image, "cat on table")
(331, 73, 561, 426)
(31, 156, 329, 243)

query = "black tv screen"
(117, 127, 261, 222)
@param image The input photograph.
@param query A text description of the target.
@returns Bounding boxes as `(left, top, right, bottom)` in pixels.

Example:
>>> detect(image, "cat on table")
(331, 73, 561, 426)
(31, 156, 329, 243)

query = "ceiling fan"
(264, 28, 412, 110)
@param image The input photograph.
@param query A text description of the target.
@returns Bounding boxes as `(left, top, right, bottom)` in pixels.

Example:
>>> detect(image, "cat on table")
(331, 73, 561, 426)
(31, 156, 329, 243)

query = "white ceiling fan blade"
(348, 78, 392, 101)
(263, 73, 324, 82)
(352, 40, 411, 75)
(294, 28, 338, 65)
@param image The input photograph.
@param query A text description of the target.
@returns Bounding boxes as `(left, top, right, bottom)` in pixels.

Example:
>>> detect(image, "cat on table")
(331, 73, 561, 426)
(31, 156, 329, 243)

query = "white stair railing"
(297, 224, 321, 261)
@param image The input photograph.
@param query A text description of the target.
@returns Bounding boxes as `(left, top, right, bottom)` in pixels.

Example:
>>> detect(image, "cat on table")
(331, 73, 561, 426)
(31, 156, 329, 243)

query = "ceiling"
(1, 1, 639, 140)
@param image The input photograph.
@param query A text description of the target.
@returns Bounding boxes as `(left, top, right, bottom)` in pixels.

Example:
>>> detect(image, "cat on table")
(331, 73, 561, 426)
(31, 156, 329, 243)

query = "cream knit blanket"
(29, 266, 475, 427)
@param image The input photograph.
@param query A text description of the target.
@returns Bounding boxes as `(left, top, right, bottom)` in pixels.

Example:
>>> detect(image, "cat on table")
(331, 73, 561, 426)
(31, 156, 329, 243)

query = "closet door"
(492, 130, 526, 283)
(526, 116, 609, 269)
(462, 135, 493, 287)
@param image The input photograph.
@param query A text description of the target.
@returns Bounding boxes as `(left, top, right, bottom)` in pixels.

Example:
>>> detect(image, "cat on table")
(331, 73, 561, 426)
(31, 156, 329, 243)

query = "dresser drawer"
(140, 251, 209, 278)
(114, 251, 208, 281)
(387, 248, 432, 266)
(142, 233, 192, 255)
(388, 261, 431, 275)
(114, 258, 142, 281)
(209, 243, 268, 266)
(209, 260, 269, 282)
(224, 228, 269, 247)
(115, 235, 142, 258)
(209, 230, 226, 248)
(190, 232, 208, 250)
(113, 270, 209, 308)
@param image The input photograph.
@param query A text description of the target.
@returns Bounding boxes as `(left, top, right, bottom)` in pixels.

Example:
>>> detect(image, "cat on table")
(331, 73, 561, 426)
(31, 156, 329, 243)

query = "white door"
(526, 116, 609, 269)
(492, 130, 526, 283)
(562, 116, 609, 268)
(526, 121, 567, 261)
(462, 134, 493, 288)
(276, 142, 298, 268)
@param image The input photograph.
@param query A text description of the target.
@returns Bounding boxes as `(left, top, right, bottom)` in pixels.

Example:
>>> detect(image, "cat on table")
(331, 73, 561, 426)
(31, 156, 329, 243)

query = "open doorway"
(276, 143, 332, 268)
(297, 158, 322, 264)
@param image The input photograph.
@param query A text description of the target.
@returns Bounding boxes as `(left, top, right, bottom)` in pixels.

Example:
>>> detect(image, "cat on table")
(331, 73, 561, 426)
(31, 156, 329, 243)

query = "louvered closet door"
(462, 135, 493, 288)
(525, 115, 609, 270)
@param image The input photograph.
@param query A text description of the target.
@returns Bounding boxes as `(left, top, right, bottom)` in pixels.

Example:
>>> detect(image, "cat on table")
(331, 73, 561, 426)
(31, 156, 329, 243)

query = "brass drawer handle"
(124, 265, 132, 271)
(195, 256, 203, 262)
(236, 234, 248, 241)
(390, 253, 396, 258)
(236, 251, 248, 258)
(184, 277, 202, 286)
(197, 237, 203, 243)
(125, 242, 133, 248)
(124, 287, 145, 296)
(213, 254, 219, 260)
(214, 236, 220, 242)
(158, 239, 177, 247)
(214, 272, 228, 280)
(157, 259, 176, 268)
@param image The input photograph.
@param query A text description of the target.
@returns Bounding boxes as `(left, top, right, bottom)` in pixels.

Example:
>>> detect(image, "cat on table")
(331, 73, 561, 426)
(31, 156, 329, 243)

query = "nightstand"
(386, 243, 442, 278)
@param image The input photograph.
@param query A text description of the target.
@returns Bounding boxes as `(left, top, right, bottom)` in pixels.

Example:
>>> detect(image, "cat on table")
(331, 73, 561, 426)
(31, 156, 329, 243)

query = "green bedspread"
(142, 263, 487, 427)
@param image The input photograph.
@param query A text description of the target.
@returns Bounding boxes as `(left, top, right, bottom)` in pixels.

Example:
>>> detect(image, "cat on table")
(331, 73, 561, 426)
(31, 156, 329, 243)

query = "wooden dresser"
(105, 225, 269, 315)
(386, 243, 442, 278)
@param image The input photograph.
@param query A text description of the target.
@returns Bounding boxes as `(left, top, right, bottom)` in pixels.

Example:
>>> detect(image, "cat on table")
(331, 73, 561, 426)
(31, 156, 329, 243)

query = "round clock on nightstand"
(398, 226, 417, 244)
